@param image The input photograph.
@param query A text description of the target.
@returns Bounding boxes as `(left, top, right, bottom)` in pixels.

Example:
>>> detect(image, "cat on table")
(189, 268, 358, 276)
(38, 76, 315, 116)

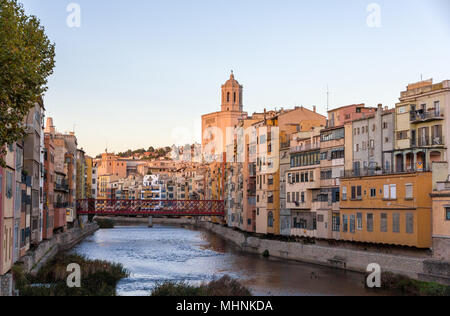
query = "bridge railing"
(76, 199, 225, 216)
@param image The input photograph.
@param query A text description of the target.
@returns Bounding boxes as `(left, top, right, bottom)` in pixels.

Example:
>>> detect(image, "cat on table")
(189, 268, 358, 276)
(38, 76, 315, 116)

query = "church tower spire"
(221, 71, 243, 112)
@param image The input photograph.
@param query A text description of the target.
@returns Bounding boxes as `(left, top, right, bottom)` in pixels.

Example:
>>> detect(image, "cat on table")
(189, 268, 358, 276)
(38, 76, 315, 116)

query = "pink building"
(327, 104, 376, 128)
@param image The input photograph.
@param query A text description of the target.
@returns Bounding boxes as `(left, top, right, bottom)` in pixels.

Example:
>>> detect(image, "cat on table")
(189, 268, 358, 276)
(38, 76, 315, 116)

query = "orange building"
(340, 172, 432, 248)
(97, 152, 127, 178)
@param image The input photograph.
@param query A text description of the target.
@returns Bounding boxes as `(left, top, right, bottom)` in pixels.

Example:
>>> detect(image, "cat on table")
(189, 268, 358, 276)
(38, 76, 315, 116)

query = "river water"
(71, 224, 387, 296)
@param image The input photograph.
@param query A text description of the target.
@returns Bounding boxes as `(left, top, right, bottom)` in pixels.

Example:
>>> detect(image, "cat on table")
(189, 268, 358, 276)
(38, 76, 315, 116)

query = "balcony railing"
(54, 182, 69, 192)
(412, 136, 444, 147)
(410, 110, 443, 122)
(290, 143, 320, 153)
(342, 166, 432, 178)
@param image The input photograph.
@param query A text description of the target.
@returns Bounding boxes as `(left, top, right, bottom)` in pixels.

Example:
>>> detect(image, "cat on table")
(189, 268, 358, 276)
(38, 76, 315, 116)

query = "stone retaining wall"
(199, 221, 450, 285)
(0, 222, 99, 296)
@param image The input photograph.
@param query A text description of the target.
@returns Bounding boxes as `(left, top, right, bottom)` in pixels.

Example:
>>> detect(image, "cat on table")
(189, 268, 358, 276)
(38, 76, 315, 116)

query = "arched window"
(233, 92, 236, 103)
(227, 92, 230, 102)
(268, 211, 274, 228)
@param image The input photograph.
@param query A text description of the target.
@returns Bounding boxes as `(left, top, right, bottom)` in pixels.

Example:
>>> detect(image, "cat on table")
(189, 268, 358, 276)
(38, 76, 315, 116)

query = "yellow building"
(340, 172, 432, 248)
(98, 174, 119, 200)
(85, 156, 94, 199)
(394, 79, 449, 172)
(430, 175, 450, 260)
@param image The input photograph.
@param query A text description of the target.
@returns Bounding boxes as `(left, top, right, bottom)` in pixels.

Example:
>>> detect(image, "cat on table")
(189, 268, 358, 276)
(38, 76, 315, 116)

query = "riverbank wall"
(0, 222, 98, 296)
(198, 222, 450, 285)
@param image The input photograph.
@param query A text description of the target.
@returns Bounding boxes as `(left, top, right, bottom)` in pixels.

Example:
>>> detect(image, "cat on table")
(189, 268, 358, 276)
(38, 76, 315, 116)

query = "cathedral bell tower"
(221, 71, 243, 112)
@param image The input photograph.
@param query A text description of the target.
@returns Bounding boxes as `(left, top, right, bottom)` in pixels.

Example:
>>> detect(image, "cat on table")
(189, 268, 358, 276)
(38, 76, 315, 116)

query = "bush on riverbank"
(15, 254, 129, 296)
(379, 272, 450, 296)
(95, 218, 115, 229)
(151, 275, 252, 296)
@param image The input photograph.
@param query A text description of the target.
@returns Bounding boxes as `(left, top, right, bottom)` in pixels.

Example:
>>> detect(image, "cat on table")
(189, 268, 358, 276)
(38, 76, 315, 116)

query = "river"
(71, 224, 387, 296)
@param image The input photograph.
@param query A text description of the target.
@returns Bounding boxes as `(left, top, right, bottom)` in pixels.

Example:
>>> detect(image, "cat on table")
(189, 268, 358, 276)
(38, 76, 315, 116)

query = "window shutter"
(390, 184, 397, 200)
(383, 185, 389, 199)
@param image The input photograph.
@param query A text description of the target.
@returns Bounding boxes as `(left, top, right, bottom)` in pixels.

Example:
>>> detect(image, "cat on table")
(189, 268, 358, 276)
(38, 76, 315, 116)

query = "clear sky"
(19, 0, 450, 157)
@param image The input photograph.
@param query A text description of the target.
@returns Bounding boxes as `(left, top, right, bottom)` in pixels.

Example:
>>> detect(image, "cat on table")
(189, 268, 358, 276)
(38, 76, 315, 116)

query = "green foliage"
(16, 254, 129, 296)
(150, 275, 252, 297)
(381, 272, 450, 296)
(0, 0, 55, 166)
(262, 250, 270, 258)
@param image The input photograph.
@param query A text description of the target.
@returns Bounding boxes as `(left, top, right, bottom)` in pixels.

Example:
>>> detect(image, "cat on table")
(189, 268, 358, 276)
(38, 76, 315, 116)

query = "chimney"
(45, 117, 55, 135)
(313, 106, 317, 113)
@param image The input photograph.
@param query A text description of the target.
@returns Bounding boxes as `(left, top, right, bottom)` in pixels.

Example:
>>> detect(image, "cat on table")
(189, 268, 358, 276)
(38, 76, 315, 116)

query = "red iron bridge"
(76, 199, 225, 217)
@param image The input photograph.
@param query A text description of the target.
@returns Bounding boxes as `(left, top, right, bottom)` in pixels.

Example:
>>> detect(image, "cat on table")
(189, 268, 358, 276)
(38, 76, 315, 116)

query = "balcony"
(412, 136, 445, 148)
(54, 182, 69, 192)
(290, 143, 320, 154)
(410, 110, 444, 123)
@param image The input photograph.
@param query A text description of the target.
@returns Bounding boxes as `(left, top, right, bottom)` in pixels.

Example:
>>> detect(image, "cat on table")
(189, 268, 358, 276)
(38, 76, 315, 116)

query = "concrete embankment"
(104, 216, 450, 285)
(0, 222, 99, 296)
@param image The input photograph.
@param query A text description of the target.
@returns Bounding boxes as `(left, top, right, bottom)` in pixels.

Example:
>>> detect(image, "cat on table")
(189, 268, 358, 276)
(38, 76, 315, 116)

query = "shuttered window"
(350, 215, 356, 233)
(406, 213, 414, 234)
(342, 214, 348, 232)
(393, 213, 400, 233)
(367, 213, 374, 232)
(405, 184, 413, 199)
(390, 184, 397, 200)
(380, 213, 388, 232)
(383, 185, 390, 199)
(357, 213, 363, 230)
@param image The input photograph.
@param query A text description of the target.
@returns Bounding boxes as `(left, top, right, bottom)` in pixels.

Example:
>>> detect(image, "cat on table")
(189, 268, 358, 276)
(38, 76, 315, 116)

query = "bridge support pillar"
(148, 216, 153, 228)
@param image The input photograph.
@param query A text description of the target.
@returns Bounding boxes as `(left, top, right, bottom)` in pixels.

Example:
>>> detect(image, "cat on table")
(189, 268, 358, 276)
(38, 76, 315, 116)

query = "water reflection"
(71, 224, 387, 296)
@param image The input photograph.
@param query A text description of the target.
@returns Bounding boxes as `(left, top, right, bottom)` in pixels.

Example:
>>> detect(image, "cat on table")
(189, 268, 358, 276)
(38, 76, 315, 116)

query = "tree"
(0, 0, 55, 166)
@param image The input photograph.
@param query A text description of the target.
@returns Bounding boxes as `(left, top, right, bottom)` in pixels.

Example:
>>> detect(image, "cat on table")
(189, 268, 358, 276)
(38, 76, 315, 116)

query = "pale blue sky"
(20, 0, 450, 156)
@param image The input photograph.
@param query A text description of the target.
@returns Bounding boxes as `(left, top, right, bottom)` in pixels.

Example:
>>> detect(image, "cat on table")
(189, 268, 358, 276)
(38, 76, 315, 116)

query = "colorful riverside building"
(0, 145, 15, 275)
(394, 79, 449, 173)
(339, 171, 432, 248)
(254, 107, 326, 235)
(43, 131, 55, 240)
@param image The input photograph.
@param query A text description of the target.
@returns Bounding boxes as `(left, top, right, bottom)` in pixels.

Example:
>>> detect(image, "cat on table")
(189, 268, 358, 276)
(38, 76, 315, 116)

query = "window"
(332, 213, 340, 232)
(446, 207, 450, 221)
(406, 213, 414, 234)
(370, 188, 376, 197)
(367, 213, 374, 232)
(393, 213, 400, 233)
(342, 214, 348, 232)
(6, 171, 13, 199)
(380, 213, 388, 232)
(287, 192, 291, 203)
(268, 212, 274, 228)
(350, 215, 355, 233)
(351, 186, 362, 200)
(357, 213, 363, 230)
(342, 186, 347, 200)
(405, 184, 413, 199)
(397, 131, 408, 140)
(390, 184, 397, 200)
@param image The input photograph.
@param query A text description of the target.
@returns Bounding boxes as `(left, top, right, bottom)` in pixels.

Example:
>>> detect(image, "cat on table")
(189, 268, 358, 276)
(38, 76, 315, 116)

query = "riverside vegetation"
(13, 254, 129, 296)
(380, 272, 450, 296)
(150, 275, 252, 296)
